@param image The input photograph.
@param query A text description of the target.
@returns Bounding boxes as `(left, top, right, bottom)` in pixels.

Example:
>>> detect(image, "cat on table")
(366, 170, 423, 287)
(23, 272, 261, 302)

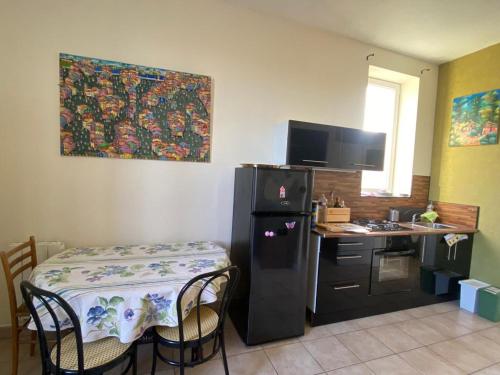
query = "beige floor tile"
(327, 363, 374, 375)
(265, 343, 322, 375)
(428, 339, 493, 373)
(228, 351, 277, 375)
(352, 313, 395, 329)
(224, 321, 262, 356)
(17, 354, 42, 375)
(365, 354, 420, 375)
(299, 324, 332, 342)
(455, 333, 500, 362)
(382, 310, 414, 322)
(325, 320, 361, 335)
(474, 363, 500, 375)
(138, 343, 177, 375)
(399, 347, 465, 375)
(440, 310, 496, 331)
(178, 350, 276, 375)
(336, 330, 392, 362)
(419, 314, 472, 338)
(396, 319, 448, 345)
(260, 337, 300, 350)
(478, 326, 500, 345)
(175, 359, 225, 375)
(404, 305, 436, 318)
(427, 300, 459, 314)
(302, 336, 360, 371)
(367, 325, 422, 353)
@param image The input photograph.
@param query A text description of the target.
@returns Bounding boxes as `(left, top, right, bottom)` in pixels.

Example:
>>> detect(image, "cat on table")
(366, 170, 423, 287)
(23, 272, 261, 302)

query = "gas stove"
(352, 219, 407, 232)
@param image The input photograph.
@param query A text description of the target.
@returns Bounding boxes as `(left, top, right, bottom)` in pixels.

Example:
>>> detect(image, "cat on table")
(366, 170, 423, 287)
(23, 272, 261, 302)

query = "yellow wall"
(430, 43, 500, 286)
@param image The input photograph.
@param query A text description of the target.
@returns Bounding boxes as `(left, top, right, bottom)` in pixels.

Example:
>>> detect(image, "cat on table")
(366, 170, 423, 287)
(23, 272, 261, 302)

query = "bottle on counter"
(333, 196, 342, 208)
(319, 194, 328, 207)
(311, 200, 319, 228)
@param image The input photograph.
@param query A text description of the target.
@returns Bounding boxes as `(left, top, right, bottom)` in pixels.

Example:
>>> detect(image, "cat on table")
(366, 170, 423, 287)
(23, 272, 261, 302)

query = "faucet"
(411, 213, 419, 224)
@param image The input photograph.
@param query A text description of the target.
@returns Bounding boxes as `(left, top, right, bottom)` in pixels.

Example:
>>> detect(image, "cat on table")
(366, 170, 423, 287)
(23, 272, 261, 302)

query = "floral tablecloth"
(28, 241, 230, 343)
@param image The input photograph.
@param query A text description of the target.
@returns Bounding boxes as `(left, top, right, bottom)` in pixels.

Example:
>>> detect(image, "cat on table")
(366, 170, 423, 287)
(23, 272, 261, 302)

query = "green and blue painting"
(449, 89, 499, 147)
(60, 53, 211, 161)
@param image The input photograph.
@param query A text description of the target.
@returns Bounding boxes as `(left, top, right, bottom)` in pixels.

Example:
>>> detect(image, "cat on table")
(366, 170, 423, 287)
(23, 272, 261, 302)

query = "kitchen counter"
(313, 222, 478, 238)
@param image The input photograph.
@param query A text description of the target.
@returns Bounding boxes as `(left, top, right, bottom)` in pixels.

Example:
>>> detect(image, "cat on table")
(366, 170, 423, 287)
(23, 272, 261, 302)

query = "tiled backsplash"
(313, 170, 430, 221)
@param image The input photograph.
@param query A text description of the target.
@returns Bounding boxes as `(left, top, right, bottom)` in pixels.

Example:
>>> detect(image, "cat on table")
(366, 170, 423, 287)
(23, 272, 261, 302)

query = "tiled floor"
(3, 301, 500, 374)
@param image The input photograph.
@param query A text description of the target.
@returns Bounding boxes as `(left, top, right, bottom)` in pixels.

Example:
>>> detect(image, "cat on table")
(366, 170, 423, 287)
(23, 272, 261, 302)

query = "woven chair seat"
(156, 306, 219, 342)
(50, 333, 131, 371)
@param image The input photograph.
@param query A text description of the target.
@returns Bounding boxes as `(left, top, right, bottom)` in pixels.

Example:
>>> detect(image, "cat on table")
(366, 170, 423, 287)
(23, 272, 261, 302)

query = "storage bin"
(433, 270, 464, 296)
(458, 279, 490, 313)
(477, 286, 500, 322)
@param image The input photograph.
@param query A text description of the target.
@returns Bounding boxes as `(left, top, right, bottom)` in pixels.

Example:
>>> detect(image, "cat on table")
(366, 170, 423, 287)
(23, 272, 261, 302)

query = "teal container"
(477, 286, 500, 322)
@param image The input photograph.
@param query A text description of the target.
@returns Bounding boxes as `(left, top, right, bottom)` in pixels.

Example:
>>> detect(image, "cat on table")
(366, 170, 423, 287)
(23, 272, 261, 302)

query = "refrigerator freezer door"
(247, 215, 309, 344)
(253, 169, 312, 214)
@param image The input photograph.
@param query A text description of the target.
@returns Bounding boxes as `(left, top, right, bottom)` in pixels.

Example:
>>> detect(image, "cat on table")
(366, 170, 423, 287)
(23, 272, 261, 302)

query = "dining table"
(28, 241, 231, 343)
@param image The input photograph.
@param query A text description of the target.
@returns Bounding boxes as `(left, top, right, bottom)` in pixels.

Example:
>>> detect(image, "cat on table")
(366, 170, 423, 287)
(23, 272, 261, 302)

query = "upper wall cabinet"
(276, 120, 385, 171)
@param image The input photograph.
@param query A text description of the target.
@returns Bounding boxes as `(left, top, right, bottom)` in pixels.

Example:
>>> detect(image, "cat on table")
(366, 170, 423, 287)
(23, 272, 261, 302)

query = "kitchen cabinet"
(338, 127, 386, 171)
(307, 232, 475, 326)
(285, 121, 385, 170)
(422, 234, 474, 278)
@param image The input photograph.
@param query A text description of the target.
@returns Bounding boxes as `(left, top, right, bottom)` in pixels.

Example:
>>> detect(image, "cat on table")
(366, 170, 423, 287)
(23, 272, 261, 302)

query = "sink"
(411, 222, 456, 230)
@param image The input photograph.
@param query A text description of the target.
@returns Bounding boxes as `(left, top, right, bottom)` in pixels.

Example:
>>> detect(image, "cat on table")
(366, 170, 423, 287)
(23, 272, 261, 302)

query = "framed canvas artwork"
(449, 89, 499, 147)
(60, 53, 211, 161)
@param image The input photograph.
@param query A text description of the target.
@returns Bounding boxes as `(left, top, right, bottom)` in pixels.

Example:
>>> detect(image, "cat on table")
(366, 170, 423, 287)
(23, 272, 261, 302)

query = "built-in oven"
(370, 236, 421, 296)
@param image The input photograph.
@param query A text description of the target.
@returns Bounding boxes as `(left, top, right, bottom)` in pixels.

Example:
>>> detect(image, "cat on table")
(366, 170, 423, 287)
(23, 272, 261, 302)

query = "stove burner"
(352, 219, 406, 232)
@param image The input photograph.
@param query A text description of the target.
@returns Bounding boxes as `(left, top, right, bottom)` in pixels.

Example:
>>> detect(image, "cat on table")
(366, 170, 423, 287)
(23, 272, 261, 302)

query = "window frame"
(361, 77, 401, 194)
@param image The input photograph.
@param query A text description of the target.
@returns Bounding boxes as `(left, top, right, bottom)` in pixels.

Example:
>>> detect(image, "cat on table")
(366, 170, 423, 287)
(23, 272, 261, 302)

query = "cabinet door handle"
(302, 159, 328, 164)
(333, 284, 360, 290)
(352, 163, 376, 168)
(337, 255, 362, 260)
(338, 242, 364, 246)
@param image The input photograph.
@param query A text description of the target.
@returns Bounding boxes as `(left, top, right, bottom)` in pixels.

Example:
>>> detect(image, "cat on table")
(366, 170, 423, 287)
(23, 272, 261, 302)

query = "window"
(361, 66, 420, 197)
(362, 79, 400, 193)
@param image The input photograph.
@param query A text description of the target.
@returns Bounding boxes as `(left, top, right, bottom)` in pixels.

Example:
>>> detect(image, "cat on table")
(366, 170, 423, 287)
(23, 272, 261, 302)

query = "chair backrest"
(176, 265, 240, 357)
(1, 236, 38, 324)
(20, 281, 85, 375)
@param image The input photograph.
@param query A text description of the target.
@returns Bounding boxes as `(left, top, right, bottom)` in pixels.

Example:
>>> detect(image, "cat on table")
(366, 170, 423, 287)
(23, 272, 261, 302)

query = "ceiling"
(229, 0, 500, 64)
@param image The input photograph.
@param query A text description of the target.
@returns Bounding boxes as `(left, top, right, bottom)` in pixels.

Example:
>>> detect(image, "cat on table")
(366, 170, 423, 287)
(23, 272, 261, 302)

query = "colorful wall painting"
(449, 89, 499, 147)
(60, 53, 211, 161)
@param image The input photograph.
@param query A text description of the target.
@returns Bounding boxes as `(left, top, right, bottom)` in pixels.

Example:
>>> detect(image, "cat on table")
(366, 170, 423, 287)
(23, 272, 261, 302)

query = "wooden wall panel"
(313, 170, 430, 221)
(433, 201, 480, 228)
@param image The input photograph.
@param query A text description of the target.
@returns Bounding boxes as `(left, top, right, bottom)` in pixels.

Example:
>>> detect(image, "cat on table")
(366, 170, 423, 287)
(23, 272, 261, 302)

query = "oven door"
(370, 248, 420, 296)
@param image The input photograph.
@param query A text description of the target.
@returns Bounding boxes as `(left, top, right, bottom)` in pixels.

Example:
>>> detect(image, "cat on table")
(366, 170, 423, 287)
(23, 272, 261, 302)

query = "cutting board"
(316, 222, 370, 234)
(316, 223, 345, 232)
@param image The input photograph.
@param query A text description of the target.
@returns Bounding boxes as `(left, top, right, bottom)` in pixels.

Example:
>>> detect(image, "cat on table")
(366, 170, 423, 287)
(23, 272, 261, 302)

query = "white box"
(458, 279, 490, 313)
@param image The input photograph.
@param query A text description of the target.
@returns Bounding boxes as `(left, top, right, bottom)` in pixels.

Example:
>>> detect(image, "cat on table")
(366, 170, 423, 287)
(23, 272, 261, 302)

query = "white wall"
(0, 0, 437, 324)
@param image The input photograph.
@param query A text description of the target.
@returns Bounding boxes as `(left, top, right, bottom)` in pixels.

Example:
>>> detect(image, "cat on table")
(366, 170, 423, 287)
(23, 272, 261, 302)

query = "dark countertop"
(313, 222, 478, 238)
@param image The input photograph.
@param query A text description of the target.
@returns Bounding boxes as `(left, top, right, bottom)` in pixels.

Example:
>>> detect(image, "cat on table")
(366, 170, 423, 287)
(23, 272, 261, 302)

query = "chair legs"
(10, 327, 19, 375)
(29, 330, 36, 356)
(150, 341, 158, 375)
(132, 345, 137, 375)
(220, 333, 230, 375)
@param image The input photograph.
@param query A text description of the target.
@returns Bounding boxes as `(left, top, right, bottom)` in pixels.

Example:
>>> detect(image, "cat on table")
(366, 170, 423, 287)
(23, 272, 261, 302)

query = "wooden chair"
(151, 265, 240, 375)
(1, 236, 38, 375)
(20, 280, 137, 375)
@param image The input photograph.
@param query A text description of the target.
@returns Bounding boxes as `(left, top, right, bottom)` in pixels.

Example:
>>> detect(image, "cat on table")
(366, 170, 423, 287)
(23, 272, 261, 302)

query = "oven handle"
(374, 249, 415, 257)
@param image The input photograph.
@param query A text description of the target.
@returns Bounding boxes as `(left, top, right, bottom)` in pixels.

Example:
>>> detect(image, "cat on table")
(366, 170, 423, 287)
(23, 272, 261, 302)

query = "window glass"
(362, 79, 399, 193)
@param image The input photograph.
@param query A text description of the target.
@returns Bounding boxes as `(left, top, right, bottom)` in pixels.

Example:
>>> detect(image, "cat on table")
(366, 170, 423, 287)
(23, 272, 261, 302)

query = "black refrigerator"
(229, 166, 313, 345)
